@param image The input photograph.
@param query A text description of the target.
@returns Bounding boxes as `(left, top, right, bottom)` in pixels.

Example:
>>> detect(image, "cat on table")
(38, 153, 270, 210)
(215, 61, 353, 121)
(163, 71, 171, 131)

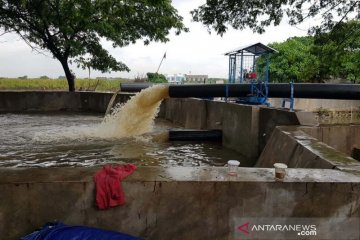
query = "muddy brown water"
(0, 113, 250, 167)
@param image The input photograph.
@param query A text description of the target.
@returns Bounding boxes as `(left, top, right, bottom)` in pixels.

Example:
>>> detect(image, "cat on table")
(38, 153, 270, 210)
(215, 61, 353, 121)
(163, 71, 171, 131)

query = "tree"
(18, 75, 28, 79)
(0, 0, 187, 91)
(312, 20, 360, 82)
(75, 57, 92, 80)
(257, 37, 320, 83)
(146, 72, 168, 83)
(191, 0, 360, 35)
(257, 21, 360, 83)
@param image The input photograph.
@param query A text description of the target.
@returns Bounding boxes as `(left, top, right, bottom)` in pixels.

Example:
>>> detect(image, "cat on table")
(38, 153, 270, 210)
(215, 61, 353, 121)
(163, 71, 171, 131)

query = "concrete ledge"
(1, 166, 360, 184)
(0, 166, 359, 240)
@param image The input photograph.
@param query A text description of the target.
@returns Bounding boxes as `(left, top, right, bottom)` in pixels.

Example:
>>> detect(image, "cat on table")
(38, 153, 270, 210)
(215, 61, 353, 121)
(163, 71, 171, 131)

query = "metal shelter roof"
(225, 42, 278, 55)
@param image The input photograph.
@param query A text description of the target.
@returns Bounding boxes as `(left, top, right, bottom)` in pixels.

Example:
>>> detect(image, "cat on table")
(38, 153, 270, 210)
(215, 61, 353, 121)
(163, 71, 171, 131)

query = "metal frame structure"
(281, 80, 295, 111)
(225, 42, 278, 105)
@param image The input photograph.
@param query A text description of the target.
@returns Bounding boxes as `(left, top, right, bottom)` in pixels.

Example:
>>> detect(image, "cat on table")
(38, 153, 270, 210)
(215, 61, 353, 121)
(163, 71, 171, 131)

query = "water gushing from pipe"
(97, 84, 169, 138)
(33, 85, 169, 141)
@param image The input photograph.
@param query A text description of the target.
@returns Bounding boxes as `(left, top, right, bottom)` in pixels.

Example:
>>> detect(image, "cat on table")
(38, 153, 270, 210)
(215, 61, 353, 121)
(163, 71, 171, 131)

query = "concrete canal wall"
(1, 167, 359, 240)
(0, 91, 131, 113)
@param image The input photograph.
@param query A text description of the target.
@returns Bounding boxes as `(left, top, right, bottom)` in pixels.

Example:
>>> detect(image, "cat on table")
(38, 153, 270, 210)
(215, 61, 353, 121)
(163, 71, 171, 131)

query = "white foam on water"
(33, 85, 169, 142)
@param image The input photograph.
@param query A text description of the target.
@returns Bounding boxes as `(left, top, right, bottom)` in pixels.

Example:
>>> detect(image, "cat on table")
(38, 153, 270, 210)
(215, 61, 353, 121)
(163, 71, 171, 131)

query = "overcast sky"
(0, 0, 310, 79)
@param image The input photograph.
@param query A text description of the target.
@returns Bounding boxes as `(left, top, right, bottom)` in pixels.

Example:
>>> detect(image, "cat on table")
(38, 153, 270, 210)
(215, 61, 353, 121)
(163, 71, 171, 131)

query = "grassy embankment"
(0, 78, 131, 92)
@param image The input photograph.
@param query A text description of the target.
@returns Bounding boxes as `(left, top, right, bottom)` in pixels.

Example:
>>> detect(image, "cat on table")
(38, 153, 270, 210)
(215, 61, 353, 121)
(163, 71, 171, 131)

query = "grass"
(0, 78, 131, 92)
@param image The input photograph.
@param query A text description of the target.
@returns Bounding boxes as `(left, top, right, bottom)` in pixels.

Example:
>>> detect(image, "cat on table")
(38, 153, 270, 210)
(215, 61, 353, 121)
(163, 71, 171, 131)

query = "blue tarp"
(21, 223, 142, 240)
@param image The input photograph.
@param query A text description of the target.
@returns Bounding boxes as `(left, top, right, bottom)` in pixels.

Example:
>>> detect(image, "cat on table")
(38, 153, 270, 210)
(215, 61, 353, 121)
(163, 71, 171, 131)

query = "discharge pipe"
(120, 83, 360, 100)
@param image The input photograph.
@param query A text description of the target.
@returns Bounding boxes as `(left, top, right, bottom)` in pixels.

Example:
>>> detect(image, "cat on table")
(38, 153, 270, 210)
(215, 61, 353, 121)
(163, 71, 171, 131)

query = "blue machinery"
(225, 42, 278, 107)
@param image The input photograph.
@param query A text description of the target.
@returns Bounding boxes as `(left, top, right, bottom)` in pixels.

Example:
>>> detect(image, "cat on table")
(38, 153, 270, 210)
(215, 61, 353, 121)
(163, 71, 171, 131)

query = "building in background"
(165, 73, 185, 84)
(184, 74, 208, 83)
(165, 73, 211, 84)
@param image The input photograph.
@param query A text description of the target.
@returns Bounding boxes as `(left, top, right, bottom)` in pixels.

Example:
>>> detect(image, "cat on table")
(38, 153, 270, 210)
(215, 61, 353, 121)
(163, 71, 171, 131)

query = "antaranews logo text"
(238, 223, 317, 236)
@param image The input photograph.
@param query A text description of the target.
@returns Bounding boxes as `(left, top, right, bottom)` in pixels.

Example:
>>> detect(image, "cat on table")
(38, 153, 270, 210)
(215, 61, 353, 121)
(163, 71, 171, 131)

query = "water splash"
(33, 85, 169, 142)
(98, 84, 169, 138)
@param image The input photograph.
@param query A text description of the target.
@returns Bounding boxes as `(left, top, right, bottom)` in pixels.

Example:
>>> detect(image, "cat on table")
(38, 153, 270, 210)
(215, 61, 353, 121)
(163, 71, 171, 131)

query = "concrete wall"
(161, 98, 261, 163)
(269, 98, 360, 111)
(269, 98, 360, 124)
(222, 103, 259, 161)
(1, 166, 359, 240)
(162, 98, 208, 129)
(256, 126, 360, 169)
(258, 107, 302, 155)
(316, 110, 360, 124)
(0, 91, 132, 113)
(298, 125, 360, 156)
(161, 98, 304, 164)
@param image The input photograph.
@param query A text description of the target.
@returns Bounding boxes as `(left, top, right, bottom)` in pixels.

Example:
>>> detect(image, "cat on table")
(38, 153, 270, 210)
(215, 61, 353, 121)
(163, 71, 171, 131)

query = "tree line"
(258, 20, 360, 83)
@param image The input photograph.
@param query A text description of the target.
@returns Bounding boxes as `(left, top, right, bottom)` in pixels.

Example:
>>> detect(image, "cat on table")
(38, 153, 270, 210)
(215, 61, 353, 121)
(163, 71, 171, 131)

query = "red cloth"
(94, 164, 137, 210)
